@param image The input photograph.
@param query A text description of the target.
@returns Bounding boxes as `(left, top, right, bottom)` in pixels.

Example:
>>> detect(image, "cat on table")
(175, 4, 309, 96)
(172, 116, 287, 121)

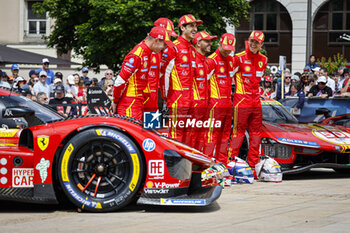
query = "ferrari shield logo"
(258, 61, 263, 68)
(37, 135, 49, 151)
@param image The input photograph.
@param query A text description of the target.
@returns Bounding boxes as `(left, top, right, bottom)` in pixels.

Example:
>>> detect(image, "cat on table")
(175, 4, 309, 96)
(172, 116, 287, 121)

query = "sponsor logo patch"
(12, 168, 34, 188)
(126, 63, 135, 68)
(160, 199, 206, 205)
(144, 188, 169, 194)
(276, 137, 320, 148)
(142, 139, 156, 152)
(155, 182, 180, 188)
(36, 158, 50, 183)
(256, 71, 264, 77)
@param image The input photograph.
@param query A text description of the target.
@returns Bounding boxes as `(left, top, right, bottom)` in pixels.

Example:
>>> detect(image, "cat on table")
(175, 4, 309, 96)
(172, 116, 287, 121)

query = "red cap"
(219, 33, 236, 51)
(193, 31, 217, 44)
(264, 76, 272, 82)
(154, 18, 178, 37)
(149, 27, 175, 48)
(178, 14, 203, 28)
(249, 30, 265, 43)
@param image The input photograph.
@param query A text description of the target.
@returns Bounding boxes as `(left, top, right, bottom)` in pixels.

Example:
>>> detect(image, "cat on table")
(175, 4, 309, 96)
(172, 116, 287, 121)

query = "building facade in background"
(236, 0, 349, 73)
(0, 0, 349, 75)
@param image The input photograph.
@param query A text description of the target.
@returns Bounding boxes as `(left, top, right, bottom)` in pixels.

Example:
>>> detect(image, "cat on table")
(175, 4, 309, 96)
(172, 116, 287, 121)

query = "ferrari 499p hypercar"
(0, 88, 221, 212)
(239, 99, 350, 174)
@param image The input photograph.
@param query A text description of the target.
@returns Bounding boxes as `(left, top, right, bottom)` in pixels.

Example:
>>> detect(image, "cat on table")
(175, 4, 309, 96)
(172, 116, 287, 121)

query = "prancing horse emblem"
(37, 135, 49, 151)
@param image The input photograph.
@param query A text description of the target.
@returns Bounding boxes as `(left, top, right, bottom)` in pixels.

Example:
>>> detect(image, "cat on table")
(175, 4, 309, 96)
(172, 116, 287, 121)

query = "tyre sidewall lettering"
(61, 143, 74, 182)
(58, 128, 143, 211)
(95, 129, 140, 192)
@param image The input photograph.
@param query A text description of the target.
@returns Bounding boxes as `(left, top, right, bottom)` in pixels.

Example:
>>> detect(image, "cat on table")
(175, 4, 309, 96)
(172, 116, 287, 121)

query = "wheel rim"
(70, 140, 130, 198)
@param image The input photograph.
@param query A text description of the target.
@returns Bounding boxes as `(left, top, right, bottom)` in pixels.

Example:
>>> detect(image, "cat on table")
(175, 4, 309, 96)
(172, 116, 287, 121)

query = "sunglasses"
(34, 79, 39, 82)
(40, 76, 47, 78)
(106, 73, 113, 75)
(108, 84, 113, 87)
(43, 63, 49, 65)
(285, 77, 291, 79)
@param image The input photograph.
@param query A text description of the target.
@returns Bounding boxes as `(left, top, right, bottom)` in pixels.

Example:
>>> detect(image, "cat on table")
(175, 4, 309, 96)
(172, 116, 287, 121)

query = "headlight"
(261, 137, 292, 159)
(163, 150, 192, 180)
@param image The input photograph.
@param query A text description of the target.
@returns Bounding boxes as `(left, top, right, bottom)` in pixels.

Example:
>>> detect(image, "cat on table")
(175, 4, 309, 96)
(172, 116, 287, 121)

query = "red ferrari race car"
(238, 99, 350, 174)
(0, 88, 221, 212)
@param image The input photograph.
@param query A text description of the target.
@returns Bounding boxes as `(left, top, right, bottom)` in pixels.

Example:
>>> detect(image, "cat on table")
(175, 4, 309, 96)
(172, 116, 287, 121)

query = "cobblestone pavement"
(0, 169, 349, 233)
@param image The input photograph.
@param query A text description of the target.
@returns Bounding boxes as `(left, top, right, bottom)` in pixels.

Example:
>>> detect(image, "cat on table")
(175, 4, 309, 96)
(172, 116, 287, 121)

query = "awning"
(0, 44, 80, 65)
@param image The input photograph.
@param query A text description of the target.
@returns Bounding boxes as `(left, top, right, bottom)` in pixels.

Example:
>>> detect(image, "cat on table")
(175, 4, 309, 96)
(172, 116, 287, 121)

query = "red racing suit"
(160, 36, 196, 142)
(113, 41, 152, 120)
(203, 49, 235, 164)
(144, 52, 161, 112)
(229, 48, 268, 168)
(189, 51, 210, 151)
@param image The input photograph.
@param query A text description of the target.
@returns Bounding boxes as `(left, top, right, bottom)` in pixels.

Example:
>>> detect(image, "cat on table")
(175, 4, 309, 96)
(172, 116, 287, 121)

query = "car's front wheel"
(57, 128, 144, 212)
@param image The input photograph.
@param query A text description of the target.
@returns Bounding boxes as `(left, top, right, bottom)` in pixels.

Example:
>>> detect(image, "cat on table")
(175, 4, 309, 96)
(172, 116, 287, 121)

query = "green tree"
(35, 0, 250, 72)
(317, 53, 348, 74)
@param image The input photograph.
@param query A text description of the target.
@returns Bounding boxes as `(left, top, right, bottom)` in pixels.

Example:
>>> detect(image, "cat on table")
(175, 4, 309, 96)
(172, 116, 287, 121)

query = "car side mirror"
(2, 107, 35, 118)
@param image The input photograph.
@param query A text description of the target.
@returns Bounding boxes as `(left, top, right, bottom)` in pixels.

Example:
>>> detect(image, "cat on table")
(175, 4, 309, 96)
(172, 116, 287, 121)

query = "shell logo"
(244, 66, 251, 72)
(199, 69, 204, 76)
(146, 181, 153, 188)
(220, 67, 225, 73)
(182, 55, 188, 62)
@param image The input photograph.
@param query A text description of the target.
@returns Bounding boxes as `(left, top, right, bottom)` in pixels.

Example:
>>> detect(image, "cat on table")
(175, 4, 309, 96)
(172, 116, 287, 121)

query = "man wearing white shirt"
(319, 67, 335, 93)
(33, 71, 50, 98)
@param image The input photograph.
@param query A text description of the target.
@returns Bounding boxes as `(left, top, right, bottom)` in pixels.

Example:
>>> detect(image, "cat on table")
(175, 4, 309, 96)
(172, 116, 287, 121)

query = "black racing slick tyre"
(57, 128, 144, 212)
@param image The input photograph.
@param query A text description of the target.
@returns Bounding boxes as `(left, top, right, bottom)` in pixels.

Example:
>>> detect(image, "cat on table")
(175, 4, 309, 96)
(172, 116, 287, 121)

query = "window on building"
(235, 0, 292, 64)
(314, 0, 350, 44)
(27, 1, 46, 35)
(249, 0, 291, 44)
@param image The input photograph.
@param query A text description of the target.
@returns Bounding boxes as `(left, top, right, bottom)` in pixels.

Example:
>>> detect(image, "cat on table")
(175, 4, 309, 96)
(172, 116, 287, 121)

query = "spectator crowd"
(0, 58, 115, 116)
(259, 55, 350, 113)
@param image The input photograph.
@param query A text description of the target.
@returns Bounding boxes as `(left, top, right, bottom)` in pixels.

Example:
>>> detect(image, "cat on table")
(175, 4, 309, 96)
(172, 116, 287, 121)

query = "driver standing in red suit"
(160, 14, 203, 142)
(143, 18, 178, 112)
(190, 31, 217, 151)
(204, 33, 236, 164)
(112, 27, 174, 120)
(229, 30, 268, 176)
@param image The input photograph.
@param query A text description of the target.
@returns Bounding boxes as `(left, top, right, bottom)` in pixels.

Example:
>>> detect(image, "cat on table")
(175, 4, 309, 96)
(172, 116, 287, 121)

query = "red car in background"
(0, 88, 221, 212)
(239, 99, 350, 174)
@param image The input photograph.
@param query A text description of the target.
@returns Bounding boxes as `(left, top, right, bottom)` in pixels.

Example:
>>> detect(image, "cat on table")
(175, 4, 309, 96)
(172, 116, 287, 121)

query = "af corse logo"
(148, 160, 164, 176)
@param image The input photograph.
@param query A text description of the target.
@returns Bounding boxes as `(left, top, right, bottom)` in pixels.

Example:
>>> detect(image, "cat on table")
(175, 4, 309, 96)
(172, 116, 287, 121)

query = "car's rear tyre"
(57, 128, 144, 212)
